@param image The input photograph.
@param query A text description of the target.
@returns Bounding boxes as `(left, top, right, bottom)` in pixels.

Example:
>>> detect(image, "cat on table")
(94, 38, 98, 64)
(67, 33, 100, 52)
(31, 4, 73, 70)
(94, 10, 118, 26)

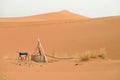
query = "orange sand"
(0, 59, 120, 80)
(0, 16, 120, 59)
(0, 10, 89, 22)
(0, 11, 120, 80)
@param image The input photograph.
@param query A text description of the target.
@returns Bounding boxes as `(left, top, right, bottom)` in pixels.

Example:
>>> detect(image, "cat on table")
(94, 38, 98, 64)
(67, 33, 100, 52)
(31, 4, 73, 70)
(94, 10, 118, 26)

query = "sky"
(0, 0, 120, 18)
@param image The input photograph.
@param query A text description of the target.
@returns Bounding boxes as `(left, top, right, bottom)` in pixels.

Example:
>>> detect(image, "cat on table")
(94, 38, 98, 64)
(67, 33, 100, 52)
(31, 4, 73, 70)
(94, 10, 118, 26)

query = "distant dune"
(0, 10, 89, 22)
(0, 11, 120, 60)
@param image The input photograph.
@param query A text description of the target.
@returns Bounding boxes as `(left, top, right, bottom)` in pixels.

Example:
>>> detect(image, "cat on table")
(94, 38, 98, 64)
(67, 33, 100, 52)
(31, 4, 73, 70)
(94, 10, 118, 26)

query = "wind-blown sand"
(0, 11, 120, 80)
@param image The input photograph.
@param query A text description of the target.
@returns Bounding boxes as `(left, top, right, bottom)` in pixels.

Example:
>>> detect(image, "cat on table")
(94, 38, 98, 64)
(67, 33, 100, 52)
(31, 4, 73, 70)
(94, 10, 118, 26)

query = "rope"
(32, 39, 75, 60)
(46, 54, 73, 60)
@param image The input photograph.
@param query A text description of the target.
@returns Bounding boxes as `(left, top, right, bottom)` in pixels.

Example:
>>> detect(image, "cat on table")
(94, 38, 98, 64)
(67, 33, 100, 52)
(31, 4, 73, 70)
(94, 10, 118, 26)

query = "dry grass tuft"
(90, 51, 98, 58)
(79, 48, 107, 62)
(98, 48, 107, 59)
(80, 51, 91, 61)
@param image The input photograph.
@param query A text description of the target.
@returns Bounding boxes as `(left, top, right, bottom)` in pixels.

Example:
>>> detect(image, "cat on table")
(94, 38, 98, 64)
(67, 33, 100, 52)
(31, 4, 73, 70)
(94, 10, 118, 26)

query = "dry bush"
(89, 51, 98, 59)
(80, 48, 107, 62)
(98, 48, 107, 59)
(80, 51, 91, 61)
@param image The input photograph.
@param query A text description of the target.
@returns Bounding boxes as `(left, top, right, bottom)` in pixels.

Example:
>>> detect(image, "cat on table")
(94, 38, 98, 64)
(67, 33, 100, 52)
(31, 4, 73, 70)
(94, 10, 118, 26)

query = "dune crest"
(0, 10, 89, 22)
(0, 10, 120, 80)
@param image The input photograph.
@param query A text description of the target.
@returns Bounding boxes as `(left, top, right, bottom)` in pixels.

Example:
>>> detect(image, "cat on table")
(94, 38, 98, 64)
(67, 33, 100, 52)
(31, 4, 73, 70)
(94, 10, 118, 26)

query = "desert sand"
(0, 10, 89, 22)
(0, 11, 120, 80)
(0, 59, 120, 80)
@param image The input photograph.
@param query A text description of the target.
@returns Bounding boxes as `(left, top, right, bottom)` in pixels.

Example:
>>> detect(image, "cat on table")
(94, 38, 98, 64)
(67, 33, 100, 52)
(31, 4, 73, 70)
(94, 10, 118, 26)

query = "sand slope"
(0, 11, 120, 80)
(0, 16, 120, 59)
(0, 10, 89, 22)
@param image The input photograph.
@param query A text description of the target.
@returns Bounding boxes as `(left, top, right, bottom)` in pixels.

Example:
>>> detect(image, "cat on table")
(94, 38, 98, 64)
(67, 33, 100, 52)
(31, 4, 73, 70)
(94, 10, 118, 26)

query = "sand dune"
(0, 10, 89, 22)
(0, 16, 120, 59)
(0, 11, 120, 80)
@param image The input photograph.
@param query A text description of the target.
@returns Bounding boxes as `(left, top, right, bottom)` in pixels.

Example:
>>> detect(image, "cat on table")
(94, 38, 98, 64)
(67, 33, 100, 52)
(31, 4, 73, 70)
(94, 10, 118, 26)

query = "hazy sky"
(0, 0, 120, 18)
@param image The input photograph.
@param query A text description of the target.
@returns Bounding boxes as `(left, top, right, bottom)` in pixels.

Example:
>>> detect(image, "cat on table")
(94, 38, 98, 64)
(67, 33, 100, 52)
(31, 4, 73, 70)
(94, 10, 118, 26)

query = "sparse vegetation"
(90, 51, 98, 58)
(80, 51, 91, 61)
(0, 73, 7, 80)
(98, 48, 107, 59)
(79, 48, 107, 62)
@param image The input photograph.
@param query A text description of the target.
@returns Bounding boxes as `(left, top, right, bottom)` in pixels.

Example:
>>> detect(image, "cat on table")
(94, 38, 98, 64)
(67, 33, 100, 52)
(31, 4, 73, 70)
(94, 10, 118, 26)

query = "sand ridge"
(0, 10, 89, 22)
(0, 11, 120, 80)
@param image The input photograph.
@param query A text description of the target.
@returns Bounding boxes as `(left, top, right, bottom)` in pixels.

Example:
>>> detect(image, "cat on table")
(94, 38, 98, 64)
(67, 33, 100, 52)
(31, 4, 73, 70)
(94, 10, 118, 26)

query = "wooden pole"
(38, 38, 48, 63)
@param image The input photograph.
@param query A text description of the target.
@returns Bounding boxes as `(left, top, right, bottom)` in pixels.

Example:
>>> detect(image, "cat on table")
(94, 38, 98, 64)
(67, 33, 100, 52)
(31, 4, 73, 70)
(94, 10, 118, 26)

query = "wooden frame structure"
(31, 38, 48, 63)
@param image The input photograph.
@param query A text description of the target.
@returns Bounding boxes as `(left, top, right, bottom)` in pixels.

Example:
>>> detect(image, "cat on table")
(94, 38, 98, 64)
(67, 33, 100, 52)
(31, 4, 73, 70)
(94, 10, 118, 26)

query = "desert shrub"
(79, 48, 107, 62)
(0, 73, 7, 80)
(80, 51, 91, 61)
(90, 51, 98, 58)
(98, 48, 107, 59)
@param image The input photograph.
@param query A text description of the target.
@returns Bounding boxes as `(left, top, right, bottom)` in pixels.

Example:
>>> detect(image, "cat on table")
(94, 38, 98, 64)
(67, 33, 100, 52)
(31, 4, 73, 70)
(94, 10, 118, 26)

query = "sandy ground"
(0, 16, 120, 59)
(0, 11, 120, 80)
(0, 58, 120, 80)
